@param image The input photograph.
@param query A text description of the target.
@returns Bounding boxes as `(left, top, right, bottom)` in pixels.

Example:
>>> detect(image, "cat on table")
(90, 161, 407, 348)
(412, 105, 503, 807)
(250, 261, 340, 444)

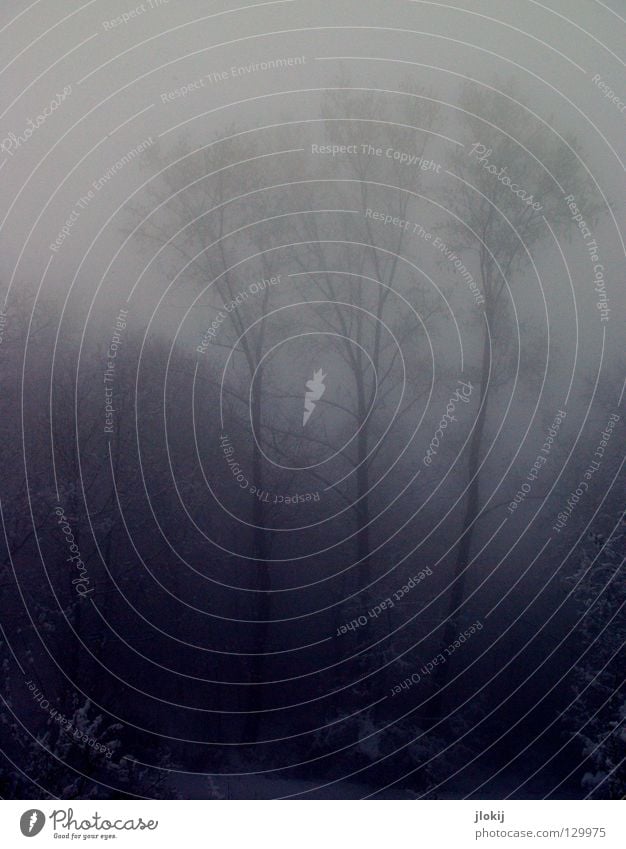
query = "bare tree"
(427, 80, 603, 722)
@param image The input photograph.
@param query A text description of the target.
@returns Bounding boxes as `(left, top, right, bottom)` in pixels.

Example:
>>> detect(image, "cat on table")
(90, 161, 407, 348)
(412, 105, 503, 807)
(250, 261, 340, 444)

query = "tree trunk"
(425, 317, 491, 726)
(355, 429, 370, 595)
(241, 383, 272, 744)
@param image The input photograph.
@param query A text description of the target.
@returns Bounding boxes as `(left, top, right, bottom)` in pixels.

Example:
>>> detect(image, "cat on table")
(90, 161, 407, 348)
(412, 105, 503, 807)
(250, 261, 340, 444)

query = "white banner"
(0, 800, 623, 849)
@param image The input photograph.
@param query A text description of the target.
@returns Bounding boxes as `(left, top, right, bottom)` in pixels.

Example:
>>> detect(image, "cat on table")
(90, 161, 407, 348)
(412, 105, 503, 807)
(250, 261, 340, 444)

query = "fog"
(0, 0, 624, 800)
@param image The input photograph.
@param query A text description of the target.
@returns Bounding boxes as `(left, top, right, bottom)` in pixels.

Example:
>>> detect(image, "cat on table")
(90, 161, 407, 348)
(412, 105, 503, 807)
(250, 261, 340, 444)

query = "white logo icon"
(303, 369, 326, 426)
(20, 809, 45, 837)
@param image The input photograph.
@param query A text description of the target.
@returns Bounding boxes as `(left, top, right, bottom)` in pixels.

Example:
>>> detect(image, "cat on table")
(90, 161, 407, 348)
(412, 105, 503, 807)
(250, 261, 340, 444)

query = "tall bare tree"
(427, 81, 603, 722)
